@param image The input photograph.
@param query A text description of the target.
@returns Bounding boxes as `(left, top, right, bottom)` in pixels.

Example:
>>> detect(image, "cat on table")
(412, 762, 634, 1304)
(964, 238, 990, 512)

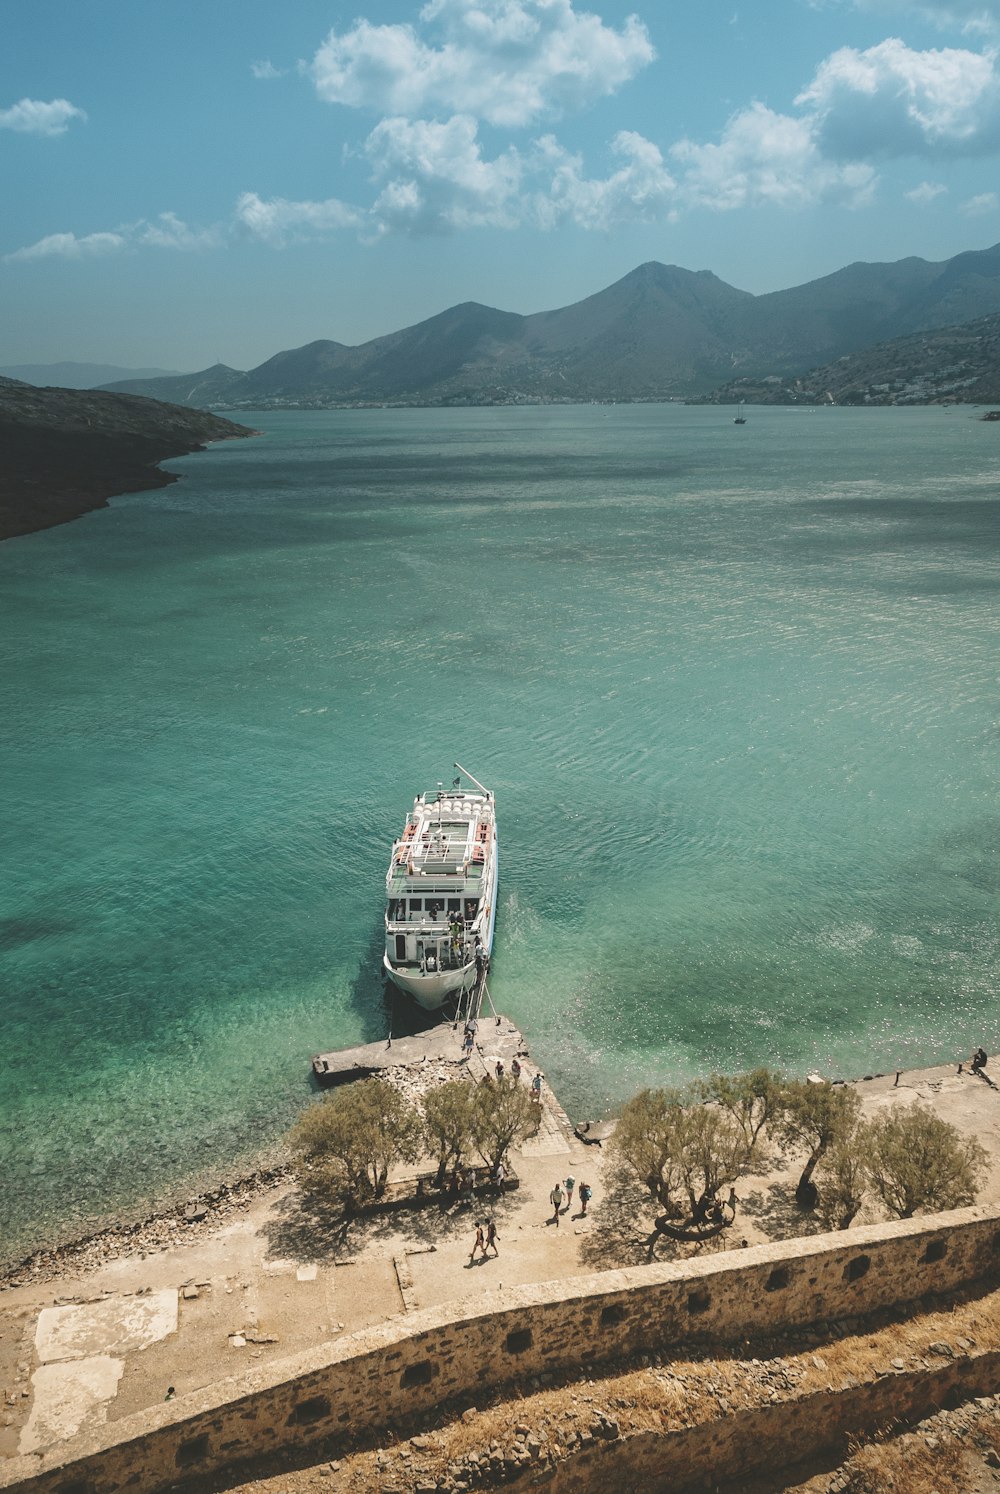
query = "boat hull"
(382, 955, 477, 1010)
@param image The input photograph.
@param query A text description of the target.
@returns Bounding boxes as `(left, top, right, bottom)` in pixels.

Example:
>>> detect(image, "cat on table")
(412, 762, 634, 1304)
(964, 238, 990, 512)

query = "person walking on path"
(469, 1222, 485, 1264)
(549, 1181, 564, 1225)
(564, 1175, 575, 1212)
(579, 1181, 593, 1217)
(531, 1072, 543, 1103)
(485, 1218, 499, 1256)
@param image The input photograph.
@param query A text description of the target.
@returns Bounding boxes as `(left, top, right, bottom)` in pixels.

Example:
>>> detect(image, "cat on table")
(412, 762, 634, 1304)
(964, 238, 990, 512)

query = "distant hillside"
(691, 312, 1000, 407)
(99, 241, 1000, 409)
(99, 363, 246, 404)
(0, 362, 179, 389)
(0, 378, 255, 541)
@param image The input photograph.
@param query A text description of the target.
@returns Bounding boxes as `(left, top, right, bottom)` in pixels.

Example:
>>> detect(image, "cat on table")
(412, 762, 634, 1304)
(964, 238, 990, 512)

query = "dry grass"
(214, 1281, 1000, 1494)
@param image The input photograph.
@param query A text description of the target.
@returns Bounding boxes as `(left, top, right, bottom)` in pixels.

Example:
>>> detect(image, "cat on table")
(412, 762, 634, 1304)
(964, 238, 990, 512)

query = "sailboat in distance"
(734, 401, 747, 425)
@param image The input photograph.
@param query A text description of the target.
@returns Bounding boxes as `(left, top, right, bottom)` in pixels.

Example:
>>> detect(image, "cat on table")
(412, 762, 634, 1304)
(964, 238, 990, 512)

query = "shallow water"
(1, 403, 998, 1262)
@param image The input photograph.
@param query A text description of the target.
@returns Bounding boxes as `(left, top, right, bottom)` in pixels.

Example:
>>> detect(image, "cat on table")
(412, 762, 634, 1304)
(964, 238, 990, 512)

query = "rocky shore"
(0, 377, 256, 541)
(0, 1164, 293, 1294)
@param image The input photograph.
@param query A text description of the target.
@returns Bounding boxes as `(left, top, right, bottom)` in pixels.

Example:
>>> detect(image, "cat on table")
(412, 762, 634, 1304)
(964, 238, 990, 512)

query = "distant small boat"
(734, 402, 747, 425)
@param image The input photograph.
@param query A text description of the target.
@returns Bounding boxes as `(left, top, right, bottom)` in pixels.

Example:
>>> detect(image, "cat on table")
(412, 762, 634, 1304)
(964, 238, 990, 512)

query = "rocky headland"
(0, 378, 255, 542)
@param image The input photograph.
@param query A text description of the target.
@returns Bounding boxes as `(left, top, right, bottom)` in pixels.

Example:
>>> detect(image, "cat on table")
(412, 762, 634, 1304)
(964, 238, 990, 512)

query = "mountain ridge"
(98, 243, 1000, 408)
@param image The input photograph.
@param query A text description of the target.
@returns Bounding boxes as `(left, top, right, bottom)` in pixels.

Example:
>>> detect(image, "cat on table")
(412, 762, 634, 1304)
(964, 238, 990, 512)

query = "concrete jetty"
(311, 1012, 527, 1086)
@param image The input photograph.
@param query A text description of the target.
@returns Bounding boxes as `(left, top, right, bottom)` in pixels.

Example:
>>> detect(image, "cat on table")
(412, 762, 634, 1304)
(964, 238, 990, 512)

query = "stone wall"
(541, 1348, 1000, 1491)
(4, 1205, 1000, 1494)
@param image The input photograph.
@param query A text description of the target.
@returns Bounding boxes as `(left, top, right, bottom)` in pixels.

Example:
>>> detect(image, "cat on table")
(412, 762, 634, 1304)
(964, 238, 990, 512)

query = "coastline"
(0, 1162, 293, 1294)
(2, 1050, 984, 1298)
(0, 380, 257, 542)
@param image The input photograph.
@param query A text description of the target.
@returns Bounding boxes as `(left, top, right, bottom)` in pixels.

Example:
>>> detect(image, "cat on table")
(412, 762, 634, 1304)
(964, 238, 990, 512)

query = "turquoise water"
(2, 404, 999, 1263)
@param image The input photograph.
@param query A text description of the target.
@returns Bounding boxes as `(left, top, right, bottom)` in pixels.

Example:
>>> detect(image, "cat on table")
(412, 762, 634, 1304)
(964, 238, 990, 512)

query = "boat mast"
(454, 761, 491, 798)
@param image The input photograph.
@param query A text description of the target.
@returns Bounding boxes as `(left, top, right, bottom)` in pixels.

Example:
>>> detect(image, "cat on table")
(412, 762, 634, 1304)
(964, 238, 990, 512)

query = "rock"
(461, 1406, 478, 1423)
(928, 1342, 953, 1357)
(182, 1286, 200, 1300)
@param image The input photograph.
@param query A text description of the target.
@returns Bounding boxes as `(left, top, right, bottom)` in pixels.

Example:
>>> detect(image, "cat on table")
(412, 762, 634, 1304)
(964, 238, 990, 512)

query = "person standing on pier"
(549, 1181, 564, 1225)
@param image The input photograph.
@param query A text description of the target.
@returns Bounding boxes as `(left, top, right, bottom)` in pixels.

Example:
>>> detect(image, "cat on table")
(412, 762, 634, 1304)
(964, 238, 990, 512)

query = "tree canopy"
(291, 1078, 423, 1207)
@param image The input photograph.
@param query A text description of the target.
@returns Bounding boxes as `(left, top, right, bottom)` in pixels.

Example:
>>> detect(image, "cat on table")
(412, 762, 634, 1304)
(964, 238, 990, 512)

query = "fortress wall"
(3, 1205, 999, 1494)
(540, 1349, 1000, 1492)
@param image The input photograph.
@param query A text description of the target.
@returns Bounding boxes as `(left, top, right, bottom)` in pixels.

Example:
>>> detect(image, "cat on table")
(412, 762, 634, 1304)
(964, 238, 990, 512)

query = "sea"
(2, 403, 998, 1266)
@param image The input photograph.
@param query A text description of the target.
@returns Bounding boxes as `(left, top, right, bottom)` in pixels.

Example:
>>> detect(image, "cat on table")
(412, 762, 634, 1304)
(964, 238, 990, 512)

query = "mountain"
(0, 378, 254, 541)
(100, 242, 1000, 408)
(99, 363, 245, 404)
(693, 312, 1000, 407)
(0, 361, 180, 389)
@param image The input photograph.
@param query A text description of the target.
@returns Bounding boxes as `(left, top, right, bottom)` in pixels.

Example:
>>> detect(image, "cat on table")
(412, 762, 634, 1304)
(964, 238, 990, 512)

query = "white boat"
(383, 764, 497, 1010)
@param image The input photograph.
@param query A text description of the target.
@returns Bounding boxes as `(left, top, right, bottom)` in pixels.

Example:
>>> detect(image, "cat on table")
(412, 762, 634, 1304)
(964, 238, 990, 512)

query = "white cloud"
(309, 0, 655, 128)
(671, 102, 877, 211)
(905, 177, 948, 199)
(251, 60, 284, 79)
(365, 114, 523, 233)
(136, 212, 223, 250)
(5, 230, 125, 262)
(0, 97, 86, 136)
(798, 38, 1000, 157)
(4, 214, 221, 263)
(842, 1, 1000, 36)
(532, 130, 676, 228)
(235, 190, 365, 244)
(961, 187, 999, 208)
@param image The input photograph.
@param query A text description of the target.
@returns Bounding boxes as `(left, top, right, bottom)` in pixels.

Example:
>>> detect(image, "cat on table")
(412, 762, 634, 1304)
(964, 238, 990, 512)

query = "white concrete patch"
(19, 1357, 124, 1454)
(263, 1258, 298, 1275)
(35, 1290, 178, 1363)
(296, 1264, 318, 1282)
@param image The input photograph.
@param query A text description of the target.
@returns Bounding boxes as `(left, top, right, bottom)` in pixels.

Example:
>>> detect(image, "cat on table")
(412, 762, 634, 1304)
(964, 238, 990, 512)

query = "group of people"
(469, 1217, 499, 1262)
(548, 1175, 592, 1226)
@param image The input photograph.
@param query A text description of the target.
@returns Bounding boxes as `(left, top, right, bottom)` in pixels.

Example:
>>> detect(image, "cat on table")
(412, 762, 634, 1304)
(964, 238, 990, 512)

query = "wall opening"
(506, 1328, 533, 1354)
(288, 1395, 332, 1425)
(600, 1303, 626, 1327)
(175, 1434, 210, 1468)
(922, 1239, 947, 1265)
(401, 1360, 436, 1389)
(844, 1255, 871, 1283)
(688, 1289, 711, 1315)
(766, 1267, 790, 1293)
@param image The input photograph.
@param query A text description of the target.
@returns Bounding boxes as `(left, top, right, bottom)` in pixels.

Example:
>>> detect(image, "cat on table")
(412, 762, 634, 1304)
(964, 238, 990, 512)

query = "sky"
(3, 0, 1000, 371)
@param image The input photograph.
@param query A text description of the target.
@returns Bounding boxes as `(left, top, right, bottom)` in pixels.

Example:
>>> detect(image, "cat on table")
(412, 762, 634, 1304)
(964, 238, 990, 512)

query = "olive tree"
(290, 1077, 423, 1208)
(862, 1103, 988, 1219)
(611, 1087, 753, 1243)
(780, 1080, 862, 1207)
(422, 1079, 480, 1186)
(472, 1077, 538, 1174)
(697, 1067, 785, 1160)
(815, 1132, 868, 1230)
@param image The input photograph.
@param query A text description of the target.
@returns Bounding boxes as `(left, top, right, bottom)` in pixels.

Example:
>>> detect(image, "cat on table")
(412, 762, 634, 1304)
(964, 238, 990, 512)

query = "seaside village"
(6, 1001, 1000, 1494)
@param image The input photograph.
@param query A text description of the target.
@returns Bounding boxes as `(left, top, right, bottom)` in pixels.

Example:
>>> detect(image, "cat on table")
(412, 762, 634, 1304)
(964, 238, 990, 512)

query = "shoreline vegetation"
(2, 1051, 983, 1295)
(0, 378, 256, 542)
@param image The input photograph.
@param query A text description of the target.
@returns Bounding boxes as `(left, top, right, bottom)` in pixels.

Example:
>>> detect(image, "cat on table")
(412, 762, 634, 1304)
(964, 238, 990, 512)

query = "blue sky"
(3, 0, 1000, 370)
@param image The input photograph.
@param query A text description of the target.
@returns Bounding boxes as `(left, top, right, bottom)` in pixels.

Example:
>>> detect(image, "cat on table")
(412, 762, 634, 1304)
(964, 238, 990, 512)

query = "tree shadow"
(261, 1179, 518, 1265)
(738, 1181, 830, 1242)
(576, 1171, 687, 1271)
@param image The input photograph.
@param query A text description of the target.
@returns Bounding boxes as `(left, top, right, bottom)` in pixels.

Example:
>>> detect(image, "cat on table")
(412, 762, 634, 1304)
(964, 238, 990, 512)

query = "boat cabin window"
(393, 900, 405, 919)
(447, 898, 461, 914)
(394, 934, 406, 961)
(428, 901, 443, 919)
(465, 899, 479, 920)
(409, 899, 422, 914)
